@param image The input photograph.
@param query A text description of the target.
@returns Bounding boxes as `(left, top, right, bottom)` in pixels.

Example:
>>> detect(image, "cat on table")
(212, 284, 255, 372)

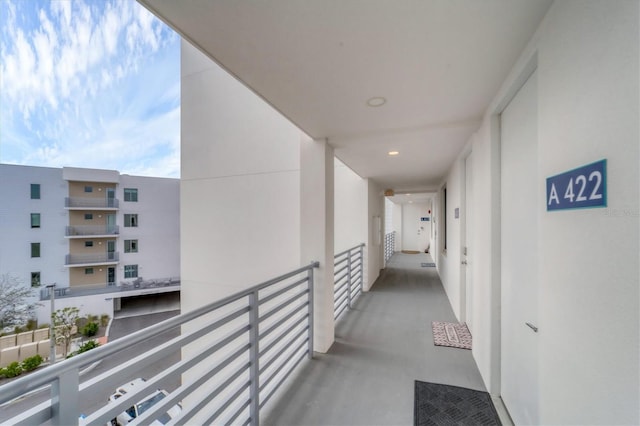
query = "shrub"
(21, 354, 43, 372)
(82, 322, 99, 337)
(86, 314, 98, 323)
(26, 319, 38, 331)
(77, 340, 100, 354)
(100, 314, 110, 327)
(4, 362, 23, 378)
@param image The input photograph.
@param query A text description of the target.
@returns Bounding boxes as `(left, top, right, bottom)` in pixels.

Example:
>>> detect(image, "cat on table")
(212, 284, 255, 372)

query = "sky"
(0, 0, 181, 178)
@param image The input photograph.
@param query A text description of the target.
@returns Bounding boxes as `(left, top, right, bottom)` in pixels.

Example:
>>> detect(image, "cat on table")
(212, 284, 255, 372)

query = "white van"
(108, 378, 181, 425)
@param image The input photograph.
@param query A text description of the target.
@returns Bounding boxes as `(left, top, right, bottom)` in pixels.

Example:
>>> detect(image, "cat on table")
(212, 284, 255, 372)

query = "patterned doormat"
(421, 262, 436, 267)
(414, 381, 502, 426)
(432, 322, 472, 350)
(402, 250, 421, 254)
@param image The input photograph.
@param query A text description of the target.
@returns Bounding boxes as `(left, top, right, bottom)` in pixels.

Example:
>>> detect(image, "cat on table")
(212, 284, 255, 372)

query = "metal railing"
(384, 231, 395, 263)
(65, 252, 119, 265)
(65, 197, 119, 209)
(38, 278, 181, 300)
(2, 262, 319, 425)
(65, 225, 120, 237)
(334, 244, 365, 321)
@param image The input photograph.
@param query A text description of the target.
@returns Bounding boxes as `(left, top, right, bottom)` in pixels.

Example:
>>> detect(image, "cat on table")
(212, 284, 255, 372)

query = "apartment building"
(0, 164, 180, 323)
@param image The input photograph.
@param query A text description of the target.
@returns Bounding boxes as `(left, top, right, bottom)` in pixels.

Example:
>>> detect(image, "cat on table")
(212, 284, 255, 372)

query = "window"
(30, 184, 40, 199)
(85, 241, 94, 247)
(124, 264, 138, 278)
(124, 239, 138, 253)
(84, 213, 93, 220)
(31, 242, 40, 258)
(31, 213, 41, 228)
(85, 268, 94, 275)
(124, 214, 138, 227)
(31, 272, 41, 288)
(124, 188, 138, 202)
(84, 186, 93, 193)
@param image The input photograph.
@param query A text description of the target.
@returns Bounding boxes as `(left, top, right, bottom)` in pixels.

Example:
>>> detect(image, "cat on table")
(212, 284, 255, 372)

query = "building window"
(31, 213, 41, 228)
(84, 186, 93, 193)
(124, 239, 138, 253)
(31, 242, 40, 258)
(124, 214, 138, 227)
(124, 188, 138, 202)
(31, 272, 41, 288)
(31, 184, 40, 199)
(84, 213, 93, 220)
(85, 241, 94, 247)
(85, 268, 94, 275)
(124, 264, 138, 278)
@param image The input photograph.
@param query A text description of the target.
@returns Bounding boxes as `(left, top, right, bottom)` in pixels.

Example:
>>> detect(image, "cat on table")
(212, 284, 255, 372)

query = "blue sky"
(0, 0, 180, 178)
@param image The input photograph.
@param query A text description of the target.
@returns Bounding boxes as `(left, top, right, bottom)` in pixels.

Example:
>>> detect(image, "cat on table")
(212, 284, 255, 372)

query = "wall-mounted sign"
(546, 159, 606, 211)
(420, 217, 430, 222)
(454, 208, 459, 219)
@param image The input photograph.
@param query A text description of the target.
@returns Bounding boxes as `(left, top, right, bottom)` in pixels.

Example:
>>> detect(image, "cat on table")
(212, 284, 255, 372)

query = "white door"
(463, 153, 473, 332)
(402, 202, 429, 252)
(501, 69, 539, 425)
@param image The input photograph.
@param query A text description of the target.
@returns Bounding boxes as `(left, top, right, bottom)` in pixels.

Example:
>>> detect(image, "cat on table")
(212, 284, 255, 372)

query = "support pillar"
(300, 137, 335, 353)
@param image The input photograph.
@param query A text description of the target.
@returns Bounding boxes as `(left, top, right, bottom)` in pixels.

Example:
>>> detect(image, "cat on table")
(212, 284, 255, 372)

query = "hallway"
(263, 253, 500, 425)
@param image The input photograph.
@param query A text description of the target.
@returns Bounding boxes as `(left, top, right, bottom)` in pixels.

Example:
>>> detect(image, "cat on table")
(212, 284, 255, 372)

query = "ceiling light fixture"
(367, 97, 386, 107)
(388, 151, 399, 156)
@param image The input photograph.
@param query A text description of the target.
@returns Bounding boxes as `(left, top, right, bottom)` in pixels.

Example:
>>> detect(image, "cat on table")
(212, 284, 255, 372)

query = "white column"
(300, 137, 335, 353)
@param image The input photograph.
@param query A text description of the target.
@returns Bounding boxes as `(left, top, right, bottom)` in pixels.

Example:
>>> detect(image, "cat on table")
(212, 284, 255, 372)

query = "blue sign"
(546, 159, 607, 211)
(420, 217, 430, 222)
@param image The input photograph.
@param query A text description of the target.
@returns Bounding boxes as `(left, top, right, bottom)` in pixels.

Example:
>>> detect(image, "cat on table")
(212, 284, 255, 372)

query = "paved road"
(0, 310, 181, 423)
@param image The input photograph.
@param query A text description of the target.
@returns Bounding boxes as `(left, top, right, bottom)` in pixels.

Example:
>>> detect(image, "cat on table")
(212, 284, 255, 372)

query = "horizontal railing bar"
(334, 263, 349, 277)
(204, 380, 251, 425)
(0, 262, 319, 404)
(334, 283, 349, 302)
(171, 353, 251, 426)
(225, 398, 251, 426)
(259, 290, 308, 324)
(335, 299, 349, 320)
(259, 302, 308, 341)
(243, 418, 251, 426)
(258, 277, 307, 305)
(259, 338, 308, 393)
(81, 306, 250, 393)
(10, 400, 50, 426)
(334, 255, 349, 266)
(334, 270, 349, 285)
(259, 316, 308, 360)
(259, 349, 308, 409)
(334, 243, 365, 258)
(259, 326, 308, 375)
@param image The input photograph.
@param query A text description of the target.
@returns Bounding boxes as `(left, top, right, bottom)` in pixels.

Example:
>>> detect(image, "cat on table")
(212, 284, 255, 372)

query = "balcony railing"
(384, 231, 395, 262)
(334, 243, 365, 321)
(38, 278, 181, 300)
(2, 262, 318, 425)
(65, 225, 120, 237)
(64, 252, 119, 266)
(65, 197, 119, 209)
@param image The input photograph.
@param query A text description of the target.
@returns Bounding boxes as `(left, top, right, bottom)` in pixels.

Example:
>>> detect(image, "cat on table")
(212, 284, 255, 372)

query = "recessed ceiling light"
(367, 97, 386, 107)
(407, 193, 411, 196)
(409, 200, 413, 204)
(388, 151, 399, 156)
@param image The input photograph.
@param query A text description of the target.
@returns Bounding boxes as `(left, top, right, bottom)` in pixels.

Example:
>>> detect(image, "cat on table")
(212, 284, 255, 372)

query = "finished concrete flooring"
(263, 252, 489, 425)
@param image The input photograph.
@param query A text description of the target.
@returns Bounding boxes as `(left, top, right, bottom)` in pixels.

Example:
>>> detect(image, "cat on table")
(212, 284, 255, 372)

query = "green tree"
(52, 307, 81, 358)
(0, 274, 37, 329)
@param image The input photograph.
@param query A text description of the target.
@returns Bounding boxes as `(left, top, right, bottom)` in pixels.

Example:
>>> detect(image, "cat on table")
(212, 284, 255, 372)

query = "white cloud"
(0, 0, 180, 177)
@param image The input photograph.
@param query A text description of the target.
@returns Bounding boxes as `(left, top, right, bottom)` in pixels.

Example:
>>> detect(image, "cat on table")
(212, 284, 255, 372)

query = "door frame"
(460, 149, 473, 329)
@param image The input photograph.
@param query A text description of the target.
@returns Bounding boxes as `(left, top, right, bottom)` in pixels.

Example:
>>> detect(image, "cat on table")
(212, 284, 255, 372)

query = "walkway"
(263, 252, 496, 425)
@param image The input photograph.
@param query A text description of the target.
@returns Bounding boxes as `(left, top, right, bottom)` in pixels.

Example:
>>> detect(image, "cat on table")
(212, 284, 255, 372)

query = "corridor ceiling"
(139, 0, 552, 192)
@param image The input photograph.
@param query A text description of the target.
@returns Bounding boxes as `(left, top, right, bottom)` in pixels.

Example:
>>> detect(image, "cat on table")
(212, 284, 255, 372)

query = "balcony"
(64, 252, 119, 267)
(65, 225, 120, 238)
(65, 197, 119, 210)
(38, 277, 181, 300)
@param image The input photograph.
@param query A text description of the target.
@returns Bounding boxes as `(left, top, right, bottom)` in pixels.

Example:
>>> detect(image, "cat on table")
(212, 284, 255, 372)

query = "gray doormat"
(414, 381, 501, 426)
(421, 262, 436, 267)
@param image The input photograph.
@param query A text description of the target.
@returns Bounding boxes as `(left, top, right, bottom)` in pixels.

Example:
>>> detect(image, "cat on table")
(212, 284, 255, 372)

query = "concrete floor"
(263, 252, 502, 426)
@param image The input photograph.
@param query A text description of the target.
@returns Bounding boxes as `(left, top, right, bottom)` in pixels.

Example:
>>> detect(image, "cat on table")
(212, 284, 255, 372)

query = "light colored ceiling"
(139, 0, 552, 192)
(388, 192, 434, 206)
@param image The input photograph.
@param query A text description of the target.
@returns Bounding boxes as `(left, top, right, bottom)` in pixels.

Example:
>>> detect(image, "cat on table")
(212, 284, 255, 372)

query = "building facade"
(0, 164, 180, 322)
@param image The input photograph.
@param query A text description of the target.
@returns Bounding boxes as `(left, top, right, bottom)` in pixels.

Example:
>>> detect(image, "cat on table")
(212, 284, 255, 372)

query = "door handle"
(525, 322, 538, 332)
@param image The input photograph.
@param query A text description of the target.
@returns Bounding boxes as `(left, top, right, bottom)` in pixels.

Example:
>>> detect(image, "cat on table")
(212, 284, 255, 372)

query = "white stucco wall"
(437, 1, 639, 423)
(365, 180, 384, 290)
(334, 159, 367, 253)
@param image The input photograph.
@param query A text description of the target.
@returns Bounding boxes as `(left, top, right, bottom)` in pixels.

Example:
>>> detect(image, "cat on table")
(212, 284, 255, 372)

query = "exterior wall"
(364, 180, 384, 290)
(334, 158, 367, 253)
(68, 181, 117, 199)
(68, 211, 108, 226)
(392, 202, 402, 251)
(118, 175, 180, 284)
(69, 267, 107, 286)
(437, 1, 639, 423)
(0, 165, 68, 296)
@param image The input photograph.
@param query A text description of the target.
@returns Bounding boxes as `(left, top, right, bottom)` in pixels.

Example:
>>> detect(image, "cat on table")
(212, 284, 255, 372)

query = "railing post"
(347, 250, 353, 309)
(307, 263, 314, 359)
(51, 368, 79, 425)
(248, 291, 260, 426)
